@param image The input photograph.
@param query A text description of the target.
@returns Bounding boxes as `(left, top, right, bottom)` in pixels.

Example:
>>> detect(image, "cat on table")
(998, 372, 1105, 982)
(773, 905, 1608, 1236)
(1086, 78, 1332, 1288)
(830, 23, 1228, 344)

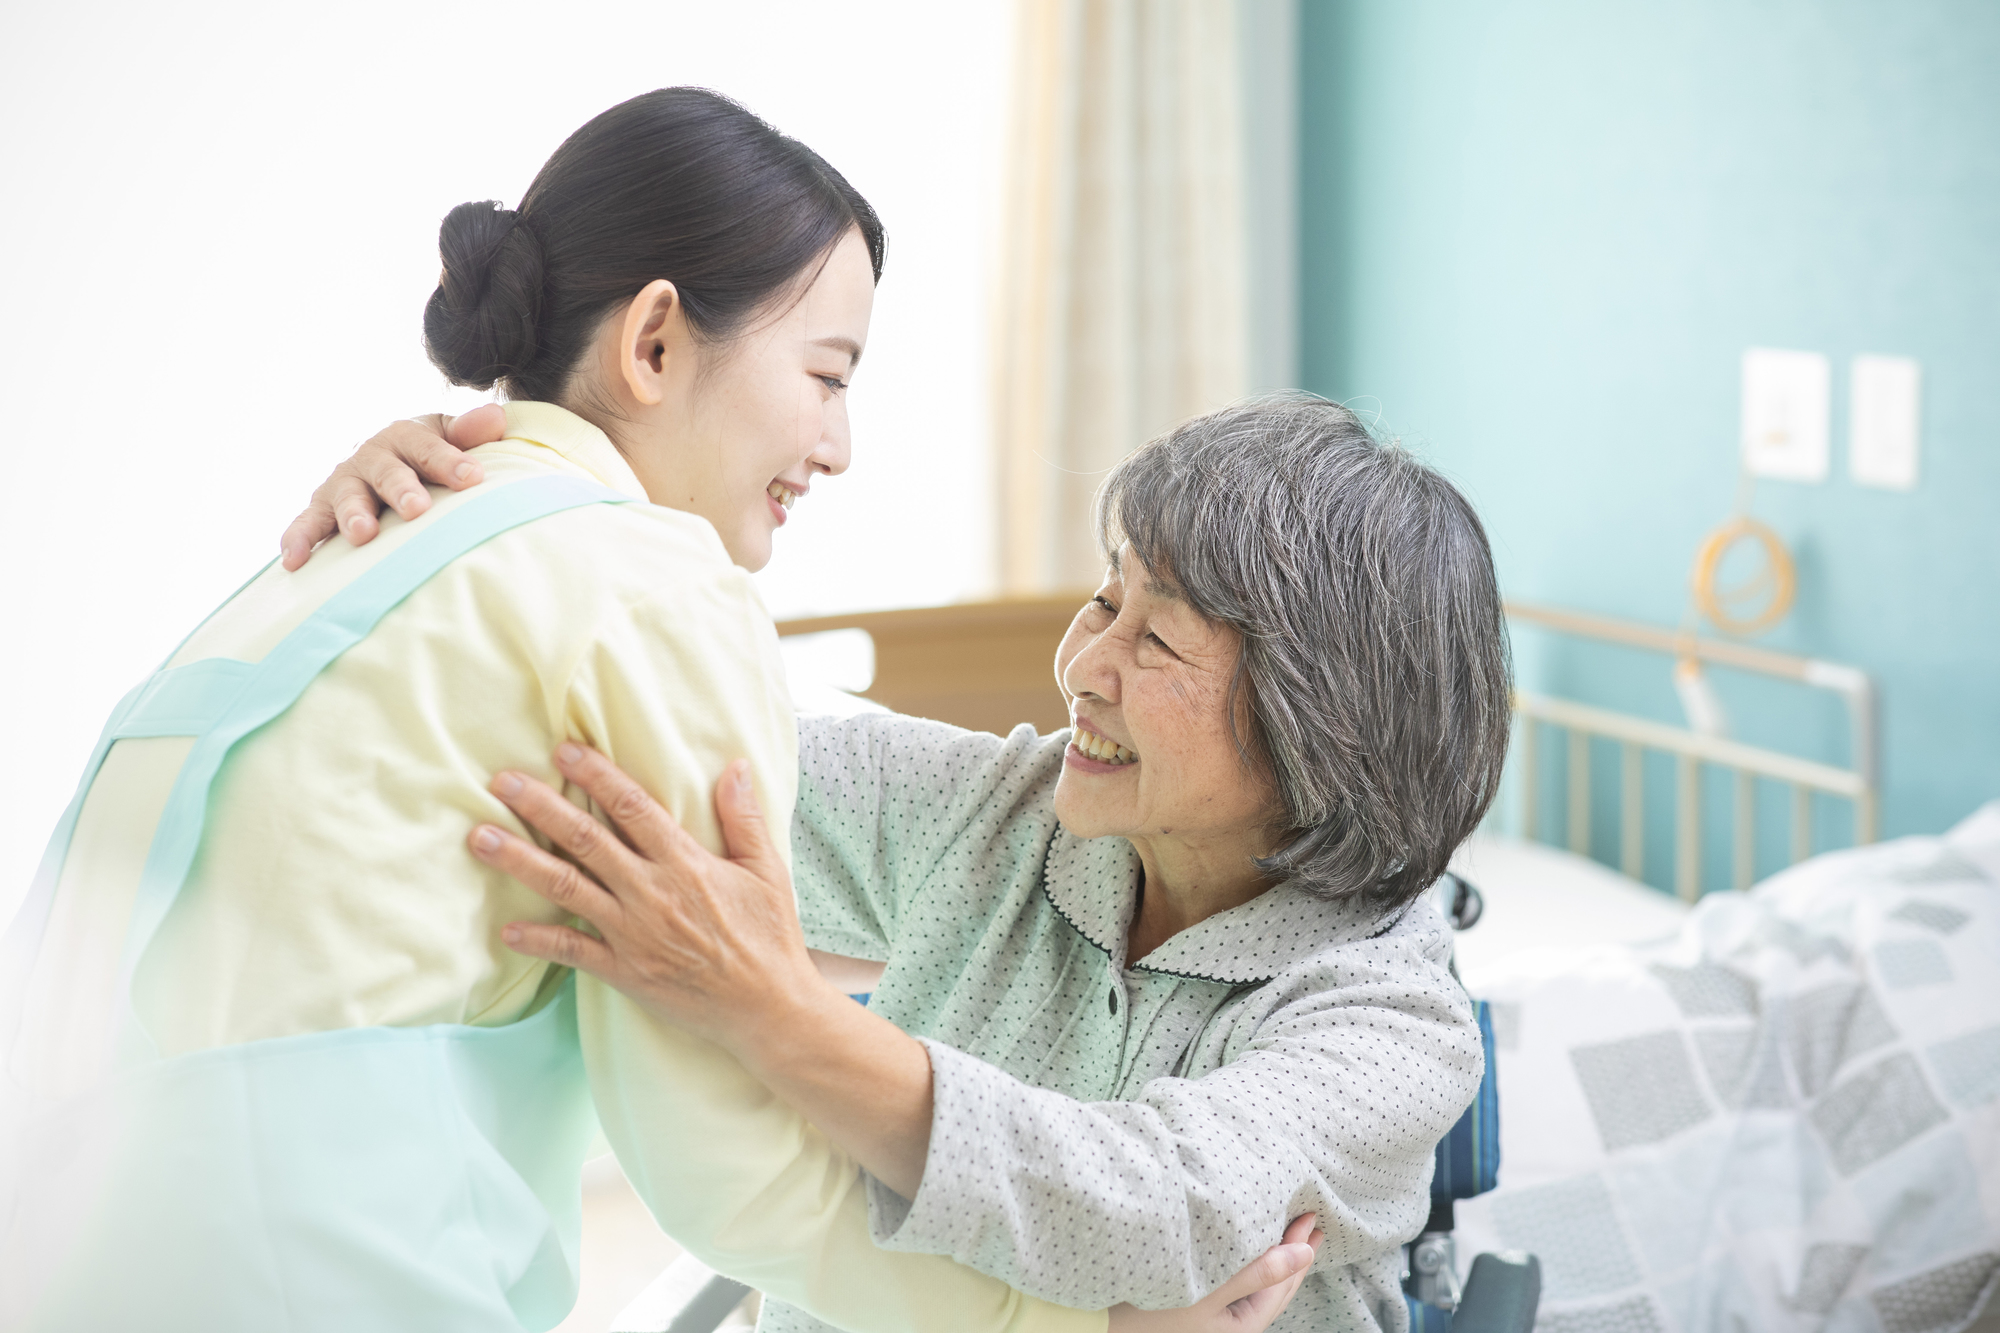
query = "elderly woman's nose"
(1059, 630, 1123, 703)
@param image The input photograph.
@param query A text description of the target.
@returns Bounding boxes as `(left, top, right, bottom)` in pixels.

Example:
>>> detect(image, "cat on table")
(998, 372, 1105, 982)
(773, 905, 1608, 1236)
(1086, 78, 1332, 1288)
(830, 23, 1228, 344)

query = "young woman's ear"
(616, 278, 681, 406)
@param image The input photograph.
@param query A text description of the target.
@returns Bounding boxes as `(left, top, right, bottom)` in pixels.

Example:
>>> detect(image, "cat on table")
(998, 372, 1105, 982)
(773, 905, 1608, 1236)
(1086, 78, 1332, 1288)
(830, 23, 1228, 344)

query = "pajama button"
(1109, 988, 1120, 1016)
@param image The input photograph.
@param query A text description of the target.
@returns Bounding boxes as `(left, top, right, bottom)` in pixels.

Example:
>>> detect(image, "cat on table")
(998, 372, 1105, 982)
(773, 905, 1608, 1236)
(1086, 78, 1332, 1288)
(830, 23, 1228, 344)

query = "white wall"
(0, 1, 1010, 897)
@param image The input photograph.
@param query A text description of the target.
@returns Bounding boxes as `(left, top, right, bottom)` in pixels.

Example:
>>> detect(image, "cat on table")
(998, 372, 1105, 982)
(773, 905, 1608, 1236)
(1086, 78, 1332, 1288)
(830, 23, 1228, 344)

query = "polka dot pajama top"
(759, 712, 1486, 1333)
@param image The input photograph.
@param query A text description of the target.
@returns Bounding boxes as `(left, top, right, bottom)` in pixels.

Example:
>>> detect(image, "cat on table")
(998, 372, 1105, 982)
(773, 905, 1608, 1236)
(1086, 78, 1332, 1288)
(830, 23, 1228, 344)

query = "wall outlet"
(1850, 354, 1921, 490)
(1741, 347, 1831, 481)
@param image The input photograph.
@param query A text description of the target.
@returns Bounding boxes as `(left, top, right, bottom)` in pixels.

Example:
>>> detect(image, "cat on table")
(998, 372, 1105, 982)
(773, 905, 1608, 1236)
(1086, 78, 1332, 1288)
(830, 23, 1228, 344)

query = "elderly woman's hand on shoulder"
(276, 407, 502, 569)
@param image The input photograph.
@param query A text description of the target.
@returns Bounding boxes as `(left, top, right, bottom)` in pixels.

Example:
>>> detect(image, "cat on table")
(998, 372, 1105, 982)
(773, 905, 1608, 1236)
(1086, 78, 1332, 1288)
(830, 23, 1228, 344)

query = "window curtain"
(991, 0, 1255, 594)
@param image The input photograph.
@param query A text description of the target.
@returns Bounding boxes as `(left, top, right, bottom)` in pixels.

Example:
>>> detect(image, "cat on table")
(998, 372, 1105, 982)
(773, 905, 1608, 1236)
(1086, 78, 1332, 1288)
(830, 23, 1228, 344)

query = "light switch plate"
(1850, 354, 1921, 490)
(1741, 347, 1830, 481)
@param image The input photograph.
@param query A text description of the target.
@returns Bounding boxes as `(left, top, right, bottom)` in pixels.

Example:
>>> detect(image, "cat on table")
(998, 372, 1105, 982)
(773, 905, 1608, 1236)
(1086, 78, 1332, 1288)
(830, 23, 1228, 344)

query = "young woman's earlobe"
(617, 278, 681, 407)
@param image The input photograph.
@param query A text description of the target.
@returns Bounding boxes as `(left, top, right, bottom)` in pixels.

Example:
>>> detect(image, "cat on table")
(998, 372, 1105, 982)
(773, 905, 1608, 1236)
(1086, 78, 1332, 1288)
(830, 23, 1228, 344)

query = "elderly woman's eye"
(1090, 595, 1117, 615)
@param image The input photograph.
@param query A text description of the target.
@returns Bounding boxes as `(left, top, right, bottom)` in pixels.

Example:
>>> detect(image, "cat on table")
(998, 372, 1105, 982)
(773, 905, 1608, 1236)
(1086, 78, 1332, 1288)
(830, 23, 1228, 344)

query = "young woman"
(0, 89, 1313, 1333)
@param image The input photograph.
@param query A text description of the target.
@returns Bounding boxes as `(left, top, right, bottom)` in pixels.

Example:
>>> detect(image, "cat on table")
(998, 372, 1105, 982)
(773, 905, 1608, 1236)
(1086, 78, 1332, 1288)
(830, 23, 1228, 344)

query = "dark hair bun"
(415, 89, 883, 403)
(423, 200, 546, 389)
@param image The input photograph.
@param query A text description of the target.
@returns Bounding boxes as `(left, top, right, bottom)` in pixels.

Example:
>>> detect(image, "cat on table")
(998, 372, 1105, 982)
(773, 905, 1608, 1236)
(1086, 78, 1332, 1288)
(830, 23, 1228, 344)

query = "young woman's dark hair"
(424, 87, 885, 402)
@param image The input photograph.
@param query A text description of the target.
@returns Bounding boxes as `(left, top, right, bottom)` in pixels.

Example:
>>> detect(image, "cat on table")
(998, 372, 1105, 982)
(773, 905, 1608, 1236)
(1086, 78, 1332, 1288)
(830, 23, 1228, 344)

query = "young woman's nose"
(811, 408, 852, 476)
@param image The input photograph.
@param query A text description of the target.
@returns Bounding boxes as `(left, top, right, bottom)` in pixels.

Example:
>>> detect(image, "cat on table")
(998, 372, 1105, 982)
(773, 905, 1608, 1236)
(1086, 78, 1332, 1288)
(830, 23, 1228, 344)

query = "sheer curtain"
(991, 0, 1260, 594)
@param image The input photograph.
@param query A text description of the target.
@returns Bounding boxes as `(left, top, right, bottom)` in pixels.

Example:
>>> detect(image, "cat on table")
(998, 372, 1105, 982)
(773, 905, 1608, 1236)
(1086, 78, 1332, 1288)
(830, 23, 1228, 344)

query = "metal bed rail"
(1506, 601, 1879, 901)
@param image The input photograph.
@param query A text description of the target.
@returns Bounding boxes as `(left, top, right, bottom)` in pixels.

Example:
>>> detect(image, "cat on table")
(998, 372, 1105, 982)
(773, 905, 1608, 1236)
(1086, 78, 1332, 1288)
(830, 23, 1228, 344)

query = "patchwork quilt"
(1453, 803, 2000, 1333)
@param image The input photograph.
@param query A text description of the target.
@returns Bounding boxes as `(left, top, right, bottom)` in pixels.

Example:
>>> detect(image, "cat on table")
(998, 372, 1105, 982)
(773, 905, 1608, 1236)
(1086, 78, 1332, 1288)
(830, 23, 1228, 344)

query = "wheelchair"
(1404, 872, 1540, 1333)
(630, 873, 1539, 1333)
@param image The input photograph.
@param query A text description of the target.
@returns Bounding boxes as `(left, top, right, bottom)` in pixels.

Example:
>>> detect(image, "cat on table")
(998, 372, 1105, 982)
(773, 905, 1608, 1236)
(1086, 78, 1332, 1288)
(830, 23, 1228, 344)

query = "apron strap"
(0, 682, 153, 1057)
(0, 659, 269, 1038)
(5, 474, 632, 1069)
(115, 474, 632, 1051)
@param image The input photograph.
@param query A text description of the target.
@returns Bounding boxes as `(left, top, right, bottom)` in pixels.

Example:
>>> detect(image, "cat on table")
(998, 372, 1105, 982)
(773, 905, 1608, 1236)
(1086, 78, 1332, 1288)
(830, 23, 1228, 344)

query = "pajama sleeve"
(867, 929, 1484, 1311)
(791, 713, 1052, 961)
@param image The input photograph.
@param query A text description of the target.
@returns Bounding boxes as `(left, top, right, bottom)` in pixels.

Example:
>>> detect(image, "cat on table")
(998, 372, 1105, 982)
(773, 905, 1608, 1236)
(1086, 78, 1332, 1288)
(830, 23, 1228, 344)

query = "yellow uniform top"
(16, 401, 1102, 1333)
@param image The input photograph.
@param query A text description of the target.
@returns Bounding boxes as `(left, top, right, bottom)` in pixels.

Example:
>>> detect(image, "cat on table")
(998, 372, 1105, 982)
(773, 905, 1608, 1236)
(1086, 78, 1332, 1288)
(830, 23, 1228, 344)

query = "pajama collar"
(1037, 826, 1408, 985)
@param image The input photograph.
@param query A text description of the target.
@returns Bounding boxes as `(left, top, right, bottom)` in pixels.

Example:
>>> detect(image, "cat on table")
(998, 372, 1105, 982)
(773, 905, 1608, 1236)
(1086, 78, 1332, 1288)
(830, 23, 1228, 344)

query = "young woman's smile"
(765, 478, 808, 527)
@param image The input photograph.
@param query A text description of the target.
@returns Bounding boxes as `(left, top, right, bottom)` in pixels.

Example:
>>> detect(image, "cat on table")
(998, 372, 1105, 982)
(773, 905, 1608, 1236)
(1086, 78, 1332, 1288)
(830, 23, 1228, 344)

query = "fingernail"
(557, 743, 584, 766)
(454, 462, 475, 483)
(493, 772, 524, 797)
(472, 826, 502, 853)
(400, 491, 425, 512)
(502, 925, 522, 945)
(735, 760, 752, 795)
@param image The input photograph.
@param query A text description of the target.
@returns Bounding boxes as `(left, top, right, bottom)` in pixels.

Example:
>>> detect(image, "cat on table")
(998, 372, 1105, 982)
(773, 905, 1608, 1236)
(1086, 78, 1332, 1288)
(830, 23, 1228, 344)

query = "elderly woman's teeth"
(1074, 726, 1136, 765)
(767, 482, 796, 509)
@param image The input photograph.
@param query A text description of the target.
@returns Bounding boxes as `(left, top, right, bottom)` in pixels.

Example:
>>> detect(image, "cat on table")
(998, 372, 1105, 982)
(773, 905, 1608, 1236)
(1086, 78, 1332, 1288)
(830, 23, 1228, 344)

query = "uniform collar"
(1039, 828, 1406, 985)
(502, 401, 649, 500)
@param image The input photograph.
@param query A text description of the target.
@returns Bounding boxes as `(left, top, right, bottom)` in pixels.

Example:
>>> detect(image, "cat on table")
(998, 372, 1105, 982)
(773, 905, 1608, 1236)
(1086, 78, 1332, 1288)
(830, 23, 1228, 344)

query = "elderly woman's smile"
(1065, 720, 1135, 767)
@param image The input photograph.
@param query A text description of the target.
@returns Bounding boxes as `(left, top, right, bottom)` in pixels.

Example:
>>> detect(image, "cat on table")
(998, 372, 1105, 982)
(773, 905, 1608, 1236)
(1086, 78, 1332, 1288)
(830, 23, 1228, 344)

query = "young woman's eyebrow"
(811, 334, 862, 370)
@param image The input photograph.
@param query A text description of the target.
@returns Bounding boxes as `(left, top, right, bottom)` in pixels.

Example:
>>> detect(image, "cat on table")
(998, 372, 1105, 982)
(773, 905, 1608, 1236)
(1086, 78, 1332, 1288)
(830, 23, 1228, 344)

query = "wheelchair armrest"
(1447, 1251, 1541, 1333)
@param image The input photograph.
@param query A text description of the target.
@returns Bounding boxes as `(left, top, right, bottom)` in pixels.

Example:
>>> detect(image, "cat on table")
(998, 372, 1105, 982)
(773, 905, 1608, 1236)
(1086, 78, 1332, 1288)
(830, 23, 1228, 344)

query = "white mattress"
(1446, 832, 1690, 992)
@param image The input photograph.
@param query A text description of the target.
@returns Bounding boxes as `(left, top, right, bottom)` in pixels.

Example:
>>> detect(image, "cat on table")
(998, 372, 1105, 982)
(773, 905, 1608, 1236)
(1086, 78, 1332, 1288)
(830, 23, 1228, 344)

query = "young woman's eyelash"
(818, 374, 848, 392)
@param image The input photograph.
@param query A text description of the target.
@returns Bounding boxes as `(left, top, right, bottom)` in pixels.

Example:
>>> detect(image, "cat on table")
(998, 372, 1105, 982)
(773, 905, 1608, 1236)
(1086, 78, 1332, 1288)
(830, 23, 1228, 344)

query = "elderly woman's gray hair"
(1097, 395, 1512, 909)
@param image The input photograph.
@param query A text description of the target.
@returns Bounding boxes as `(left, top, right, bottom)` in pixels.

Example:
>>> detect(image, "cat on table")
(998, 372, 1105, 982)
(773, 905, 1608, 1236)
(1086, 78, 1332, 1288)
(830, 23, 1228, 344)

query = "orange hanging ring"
(1691, 515, 1795, 636)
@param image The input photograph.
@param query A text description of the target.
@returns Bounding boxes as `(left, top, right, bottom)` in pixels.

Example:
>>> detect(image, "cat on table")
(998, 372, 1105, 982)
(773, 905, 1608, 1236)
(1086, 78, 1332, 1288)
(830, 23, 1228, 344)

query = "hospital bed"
(1449, 608, 1999, 1331)
(1450, 597, 1882, 987)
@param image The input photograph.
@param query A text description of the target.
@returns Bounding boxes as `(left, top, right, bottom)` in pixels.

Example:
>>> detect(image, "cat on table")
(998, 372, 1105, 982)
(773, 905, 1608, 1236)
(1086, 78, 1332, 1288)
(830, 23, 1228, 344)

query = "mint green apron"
(0, 475, 631, 1331)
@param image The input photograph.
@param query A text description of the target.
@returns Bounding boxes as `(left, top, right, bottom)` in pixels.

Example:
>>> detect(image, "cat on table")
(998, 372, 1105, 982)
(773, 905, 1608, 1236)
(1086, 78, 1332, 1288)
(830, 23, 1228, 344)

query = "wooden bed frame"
(776, 594, 1087, 736)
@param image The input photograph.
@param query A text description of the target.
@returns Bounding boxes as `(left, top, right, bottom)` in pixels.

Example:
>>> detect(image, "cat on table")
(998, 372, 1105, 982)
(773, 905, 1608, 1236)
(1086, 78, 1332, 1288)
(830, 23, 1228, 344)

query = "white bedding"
(1447, 833, 1691, 992)
(1447, 806, 2000, 1333)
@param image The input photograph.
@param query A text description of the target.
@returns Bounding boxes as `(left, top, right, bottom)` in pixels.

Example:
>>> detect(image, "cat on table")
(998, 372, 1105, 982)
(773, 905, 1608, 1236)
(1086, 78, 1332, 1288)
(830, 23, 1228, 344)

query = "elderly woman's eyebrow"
(1136, 568, 1186, 605)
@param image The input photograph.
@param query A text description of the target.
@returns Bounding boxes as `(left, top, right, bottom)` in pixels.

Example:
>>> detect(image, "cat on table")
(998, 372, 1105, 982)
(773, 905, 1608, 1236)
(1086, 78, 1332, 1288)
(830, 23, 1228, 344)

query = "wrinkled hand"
(278, 404, 508, 569)
(469, 742, 821, 1048)
(1112, 1214, 1325, 1333)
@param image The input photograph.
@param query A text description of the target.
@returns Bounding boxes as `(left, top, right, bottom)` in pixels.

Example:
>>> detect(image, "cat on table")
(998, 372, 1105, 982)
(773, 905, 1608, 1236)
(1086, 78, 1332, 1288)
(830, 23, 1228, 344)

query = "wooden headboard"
(776, 594, 1090, 736)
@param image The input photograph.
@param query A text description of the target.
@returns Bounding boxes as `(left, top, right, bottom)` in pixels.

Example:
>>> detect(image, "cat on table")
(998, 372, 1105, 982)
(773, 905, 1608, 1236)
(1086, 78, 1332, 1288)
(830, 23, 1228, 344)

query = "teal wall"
(1299, 0, 2000, 874)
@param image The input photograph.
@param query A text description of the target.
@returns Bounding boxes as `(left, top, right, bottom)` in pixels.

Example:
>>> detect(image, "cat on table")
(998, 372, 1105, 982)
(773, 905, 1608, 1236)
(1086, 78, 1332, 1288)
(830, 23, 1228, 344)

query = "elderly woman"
(308, 396, 1510, 1331)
